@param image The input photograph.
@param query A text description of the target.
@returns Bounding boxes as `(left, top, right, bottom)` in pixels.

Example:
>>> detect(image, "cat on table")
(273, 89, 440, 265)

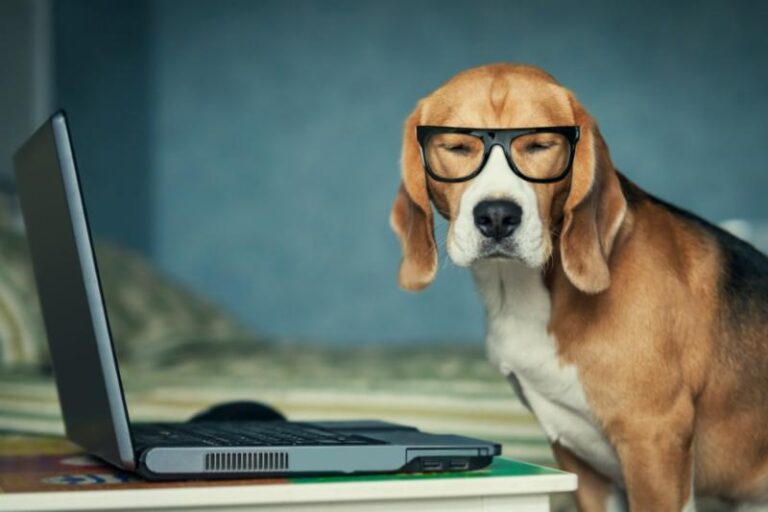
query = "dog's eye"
(439, 143, 472, 155)
(524, 142, 554, 153)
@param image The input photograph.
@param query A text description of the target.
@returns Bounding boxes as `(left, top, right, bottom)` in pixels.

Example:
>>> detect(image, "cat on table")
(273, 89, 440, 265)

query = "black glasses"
(416, 125, 580, 183)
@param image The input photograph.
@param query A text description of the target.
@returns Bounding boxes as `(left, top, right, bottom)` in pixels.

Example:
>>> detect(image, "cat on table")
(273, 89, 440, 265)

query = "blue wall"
(55, 0, 768, 344)
(55, 0, 153, 253)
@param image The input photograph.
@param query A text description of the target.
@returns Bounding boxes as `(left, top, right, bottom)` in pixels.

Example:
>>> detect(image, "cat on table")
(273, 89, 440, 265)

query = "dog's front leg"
(612, 416, 696, 512)
(552, 442, 627, 512)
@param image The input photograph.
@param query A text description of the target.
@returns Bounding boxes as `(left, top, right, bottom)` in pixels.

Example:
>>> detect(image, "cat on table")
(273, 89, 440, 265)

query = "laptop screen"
(14, 112, 136, 469)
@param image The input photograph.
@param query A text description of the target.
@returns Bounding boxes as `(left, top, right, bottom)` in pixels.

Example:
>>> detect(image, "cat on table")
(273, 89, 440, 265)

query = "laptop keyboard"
(132, 422, 385, 448)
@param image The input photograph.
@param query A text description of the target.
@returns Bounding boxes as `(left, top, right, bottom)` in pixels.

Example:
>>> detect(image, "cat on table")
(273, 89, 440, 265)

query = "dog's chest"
(473, 262, 623, 485)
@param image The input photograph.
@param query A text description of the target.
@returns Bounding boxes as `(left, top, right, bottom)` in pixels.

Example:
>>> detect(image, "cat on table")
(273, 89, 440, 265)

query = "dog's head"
(390, 63, 627, 293)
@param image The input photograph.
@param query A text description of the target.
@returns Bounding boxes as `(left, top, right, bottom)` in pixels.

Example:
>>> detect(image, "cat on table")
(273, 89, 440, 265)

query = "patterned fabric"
(0, 344, 553, 466)
(0, 228, 50, 367)
(0, 226, 257, 369)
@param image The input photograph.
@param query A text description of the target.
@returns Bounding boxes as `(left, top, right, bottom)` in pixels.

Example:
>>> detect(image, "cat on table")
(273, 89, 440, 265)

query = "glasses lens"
(425, 133, 484, 180)
(510, 132, 571, 180)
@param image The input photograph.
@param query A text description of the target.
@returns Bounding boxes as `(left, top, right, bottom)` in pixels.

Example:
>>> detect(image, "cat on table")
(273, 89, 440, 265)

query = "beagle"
(390, 63, 768, 511)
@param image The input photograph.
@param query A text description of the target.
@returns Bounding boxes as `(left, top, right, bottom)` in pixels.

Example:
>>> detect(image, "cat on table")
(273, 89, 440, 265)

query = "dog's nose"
(473, 200, 522, 241)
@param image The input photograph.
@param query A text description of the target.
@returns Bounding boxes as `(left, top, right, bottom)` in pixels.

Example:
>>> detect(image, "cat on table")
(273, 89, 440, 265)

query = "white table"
(1, 457, 576, 512)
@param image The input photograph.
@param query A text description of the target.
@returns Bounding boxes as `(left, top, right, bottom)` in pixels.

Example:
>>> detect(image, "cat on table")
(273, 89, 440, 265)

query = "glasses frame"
(416, 125, 581, 184)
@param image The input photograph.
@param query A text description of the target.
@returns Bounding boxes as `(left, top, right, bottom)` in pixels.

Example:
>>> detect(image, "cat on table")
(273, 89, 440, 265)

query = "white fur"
(472, 260, 625, 487)
(447, 146, 548, 267)
(447, 144, 623, 488)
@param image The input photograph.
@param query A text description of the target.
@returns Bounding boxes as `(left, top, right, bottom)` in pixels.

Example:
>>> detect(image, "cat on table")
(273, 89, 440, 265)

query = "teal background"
(48, 0, 768, 344)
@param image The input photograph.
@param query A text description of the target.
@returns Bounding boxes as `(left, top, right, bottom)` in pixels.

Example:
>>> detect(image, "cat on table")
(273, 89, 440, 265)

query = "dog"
(390, 63, 768, 511)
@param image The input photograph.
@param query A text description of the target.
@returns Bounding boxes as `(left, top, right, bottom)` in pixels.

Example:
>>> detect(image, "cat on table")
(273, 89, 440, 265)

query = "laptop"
(13, 111, 501, 480)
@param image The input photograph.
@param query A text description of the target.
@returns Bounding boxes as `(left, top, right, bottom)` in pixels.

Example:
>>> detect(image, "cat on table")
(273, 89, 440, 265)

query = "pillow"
(0, 224, 259, 370)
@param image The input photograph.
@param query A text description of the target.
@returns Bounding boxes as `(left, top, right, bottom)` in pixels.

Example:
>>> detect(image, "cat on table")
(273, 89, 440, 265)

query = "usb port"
(449, 459, 470, 471)
(421, 459, 444, 471)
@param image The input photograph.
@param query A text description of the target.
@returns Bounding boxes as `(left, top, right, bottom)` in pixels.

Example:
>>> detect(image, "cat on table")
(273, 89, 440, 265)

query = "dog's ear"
(390, 105, 437, 291)
(560, 93, 627, 294)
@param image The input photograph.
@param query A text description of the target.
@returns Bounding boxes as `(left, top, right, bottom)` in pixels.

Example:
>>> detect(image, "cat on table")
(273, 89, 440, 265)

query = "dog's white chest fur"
(472, 261, 624, 485)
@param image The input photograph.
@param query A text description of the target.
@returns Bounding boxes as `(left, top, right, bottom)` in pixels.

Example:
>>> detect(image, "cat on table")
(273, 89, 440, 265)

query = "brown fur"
(390, 63, 768, 509)
(553, 442, 616, 511)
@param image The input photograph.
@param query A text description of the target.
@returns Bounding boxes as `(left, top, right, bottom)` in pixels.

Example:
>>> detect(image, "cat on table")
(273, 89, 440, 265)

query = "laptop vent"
(204, 451, 289, 472)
